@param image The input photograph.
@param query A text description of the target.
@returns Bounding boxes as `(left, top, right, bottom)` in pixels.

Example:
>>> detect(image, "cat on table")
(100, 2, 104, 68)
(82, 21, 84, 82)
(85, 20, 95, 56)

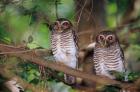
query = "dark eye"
(54, 22, 58, 25)
(99, 35, 104, 40)
(53, 22, 59, 30)
(108, 36, 113, 40)
(62, 22, 69, 26)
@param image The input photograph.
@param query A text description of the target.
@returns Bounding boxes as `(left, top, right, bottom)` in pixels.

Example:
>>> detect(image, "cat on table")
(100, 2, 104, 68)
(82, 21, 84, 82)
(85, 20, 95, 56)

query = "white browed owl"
(50, 18, 78, 84)
(93, 31, 126, 79)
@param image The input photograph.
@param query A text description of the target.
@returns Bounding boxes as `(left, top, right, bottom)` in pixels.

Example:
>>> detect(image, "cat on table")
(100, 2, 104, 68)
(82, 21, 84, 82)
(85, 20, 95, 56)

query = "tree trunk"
(75, 0, 106, 49)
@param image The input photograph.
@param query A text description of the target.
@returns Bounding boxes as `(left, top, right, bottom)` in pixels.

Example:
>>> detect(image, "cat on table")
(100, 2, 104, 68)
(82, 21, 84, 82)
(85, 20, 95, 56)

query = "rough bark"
(0, 44, 139, 92)
(75, 0, 106, 49)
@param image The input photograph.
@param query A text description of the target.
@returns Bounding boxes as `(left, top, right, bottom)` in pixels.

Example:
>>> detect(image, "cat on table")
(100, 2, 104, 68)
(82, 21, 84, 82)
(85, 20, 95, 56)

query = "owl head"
(50, 18, 72, 33)
(96, 31, 119, 47)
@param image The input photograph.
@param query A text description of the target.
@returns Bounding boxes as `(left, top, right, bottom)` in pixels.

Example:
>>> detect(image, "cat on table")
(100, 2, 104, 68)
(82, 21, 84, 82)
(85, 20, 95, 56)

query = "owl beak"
(102, 40, 108, 47)
(104, 40, 110, 47)
(104, 40, 107, 47)
(57, 27, 63, 32)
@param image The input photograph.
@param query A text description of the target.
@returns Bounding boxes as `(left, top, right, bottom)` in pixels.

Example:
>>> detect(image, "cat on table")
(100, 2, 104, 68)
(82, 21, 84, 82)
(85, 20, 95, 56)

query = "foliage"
(0, 0, 140, 92)
(106, 0, 117, 27)
(0, 0, 75, 91)
(102, 85, 120, 92)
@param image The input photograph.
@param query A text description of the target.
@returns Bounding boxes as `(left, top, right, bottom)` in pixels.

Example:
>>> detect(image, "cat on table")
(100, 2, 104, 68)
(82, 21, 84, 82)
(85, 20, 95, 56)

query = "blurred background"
(0, 0, 140, 92)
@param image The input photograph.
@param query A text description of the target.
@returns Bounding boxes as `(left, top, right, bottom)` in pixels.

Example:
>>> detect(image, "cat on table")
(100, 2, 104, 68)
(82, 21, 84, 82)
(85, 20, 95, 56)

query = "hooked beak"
(57, 26, 63, 32)
(101, 40, 108, 47)
(104, 40, 107, 47)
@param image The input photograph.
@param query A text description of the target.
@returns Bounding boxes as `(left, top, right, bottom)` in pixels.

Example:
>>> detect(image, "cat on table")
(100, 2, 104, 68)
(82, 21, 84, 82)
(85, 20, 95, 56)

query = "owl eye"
(108, 36, 113, 40)
(54, 22, 59, 25)
(99, 35, 105, 40)
(63, 22, 69, 26)
(53, 21, 60, 30)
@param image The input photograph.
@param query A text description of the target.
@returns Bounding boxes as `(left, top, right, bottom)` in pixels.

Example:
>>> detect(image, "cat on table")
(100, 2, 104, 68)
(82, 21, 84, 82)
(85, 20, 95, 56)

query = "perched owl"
(93, 31, 125, 79)
(50, 18, 78, 84)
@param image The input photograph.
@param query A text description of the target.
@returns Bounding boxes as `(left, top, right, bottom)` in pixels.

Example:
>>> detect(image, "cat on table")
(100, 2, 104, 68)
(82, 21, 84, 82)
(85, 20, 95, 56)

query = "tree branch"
(0, 44, 139, 91)
(0, 65, 48, 92)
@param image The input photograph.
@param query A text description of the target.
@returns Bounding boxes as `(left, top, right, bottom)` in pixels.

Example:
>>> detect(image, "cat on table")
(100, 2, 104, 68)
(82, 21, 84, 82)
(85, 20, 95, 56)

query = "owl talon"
(64, 74, 76, 85)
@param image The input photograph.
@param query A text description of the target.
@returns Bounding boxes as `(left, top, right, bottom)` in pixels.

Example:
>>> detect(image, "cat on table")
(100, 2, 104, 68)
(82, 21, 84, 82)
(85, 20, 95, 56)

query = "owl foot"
(64, 74, 76, 85)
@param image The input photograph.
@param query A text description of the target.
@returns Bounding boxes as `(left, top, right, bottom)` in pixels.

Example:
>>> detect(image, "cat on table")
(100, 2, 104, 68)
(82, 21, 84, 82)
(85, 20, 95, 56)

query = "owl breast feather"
(51, 32, 77, 64)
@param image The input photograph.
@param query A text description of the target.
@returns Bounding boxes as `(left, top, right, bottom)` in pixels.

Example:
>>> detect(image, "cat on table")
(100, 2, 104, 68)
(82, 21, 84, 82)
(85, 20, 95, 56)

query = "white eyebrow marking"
(61, 21, 69, 25)
(106, 35, 113, 38)
(99, 35, 105, 39)
(55, 21, 60, 25)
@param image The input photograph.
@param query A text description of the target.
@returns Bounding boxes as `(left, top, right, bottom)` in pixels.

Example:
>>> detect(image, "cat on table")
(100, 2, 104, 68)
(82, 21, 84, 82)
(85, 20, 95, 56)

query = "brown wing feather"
(72, 30, 78, 50)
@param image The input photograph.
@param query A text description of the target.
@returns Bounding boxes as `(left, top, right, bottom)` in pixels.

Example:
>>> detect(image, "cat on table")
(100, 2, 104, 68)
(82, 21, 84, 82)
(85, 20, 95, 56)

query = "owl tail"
(64, 74, 76, 85)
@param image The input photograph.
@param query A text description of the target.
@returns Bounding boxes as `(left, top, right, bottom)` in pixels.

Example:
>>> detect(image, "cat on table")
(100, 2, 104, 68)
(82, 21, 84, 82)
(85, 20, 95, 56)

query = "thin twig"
(87, 0, 93, 21)
(0, 50, 32, 54)
(77, 0, 88, 25)
(55, 0, 59, 19)
(78, 19, 140, 35)
(0, 44, 50, 55)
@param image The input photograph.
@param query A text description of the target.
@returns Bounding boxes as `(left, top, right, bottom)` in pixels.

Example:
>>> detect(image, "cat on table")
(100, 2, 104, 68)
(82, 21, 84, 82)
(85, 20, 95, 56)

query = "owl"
(50, 18, 78, 84)
(93, 31, 125, 79)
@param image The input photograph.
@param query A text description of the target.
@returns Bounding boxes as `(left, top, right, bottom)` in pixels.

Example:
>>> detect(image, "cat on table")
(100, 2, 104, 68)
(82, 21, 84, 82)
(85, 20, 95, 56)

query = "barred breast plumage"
(93, 31, 125, 79)
(50, 18, 78, 84)
(51, 30, 77, 67)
